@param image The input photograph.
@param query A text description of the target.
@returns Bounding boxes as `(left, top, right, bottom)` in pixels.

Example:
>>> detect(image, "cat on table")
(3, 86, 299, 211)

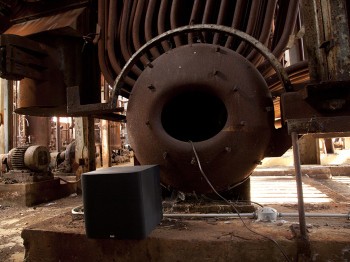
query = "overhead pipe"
(202, 0, 215, 42)
(225, 0, 245, 48)
(259, 0, 300, 76)
(188, 0, 202, 44)
(212, 0, 230, 45)
(106, 0, 134, 86)
(236, 0, 260, 54)
(119, 0, 142, 76)
(247, 0, 278, 64)
(145, 0, 161, 57)
(170, 0, 182, 47)
(157, 0, 171, 51)
(97, 0, 114, 86)
(132, 0, 149, 66)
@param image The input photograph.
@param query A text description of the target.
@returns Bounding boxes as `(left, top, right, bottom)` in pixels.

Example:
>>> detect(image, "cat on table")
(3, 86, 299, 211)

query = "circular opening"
(161, 90, 227, 142)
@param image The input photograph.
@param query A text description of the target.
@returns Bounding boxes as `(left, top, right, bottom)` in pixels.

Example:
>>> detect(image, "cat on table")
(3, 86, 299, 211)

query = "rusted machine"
(1, 1, 350, 197)
(1, 145, 52, 183)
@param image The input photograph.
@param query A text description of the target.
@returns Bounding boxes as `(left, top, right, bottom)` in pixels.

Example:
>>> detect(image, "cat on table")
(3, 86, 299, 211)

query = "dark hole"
(161, 90, 227, 142)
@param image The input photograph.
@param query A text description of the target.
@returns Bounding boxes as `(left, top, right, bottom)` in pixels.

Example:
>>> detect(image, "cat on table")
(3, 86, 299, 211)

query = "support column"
(101, 119, 111, 167)
(0, 78, 4, 154)
(74, 117, 96, 178)
(0, 78, 13, 153)
(299, 135, 320, 164)
(292, 132, 311, 260)
(56, 117, 61, 152)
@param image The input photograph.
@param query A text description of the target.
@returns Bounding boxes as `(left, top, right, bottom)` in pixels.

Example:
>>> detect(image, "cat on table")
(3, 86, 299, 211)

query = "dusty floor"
(1, 149, 350, 261)
(0, 194, 82, 262)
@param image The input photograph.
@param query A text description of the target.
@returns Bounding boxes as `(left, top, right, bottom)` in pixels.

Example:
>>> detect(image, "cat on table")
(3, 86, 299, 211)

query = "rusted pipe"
(157, 0, 170, 51)
(106, 0, 134, 86)
(132, 0, 150, 66)
(236, 0, 260, 54)
(188, 0, 202, 44)
(225, 0, 244, 48)
(213, 0, 230, 45)
(259, 0, 300, 76)
(272, 0, 299, 57)
(97, 0, 114, 86)
(119, 0, 142, 75)
(145, 0, 160, 58)
(110, 25, 293, 107)
(132, 0, 144, 50)
(170, 0, 182, 47)
(106, 0, 120, 73)
(202, 0, 215, 42)
(247, 0, 277, 64)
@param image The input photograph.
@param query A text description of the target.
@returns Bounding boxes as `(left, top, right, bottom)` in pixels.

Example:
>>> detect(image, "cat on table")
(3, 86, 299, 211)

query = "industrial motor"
(7, 145, 51, 172)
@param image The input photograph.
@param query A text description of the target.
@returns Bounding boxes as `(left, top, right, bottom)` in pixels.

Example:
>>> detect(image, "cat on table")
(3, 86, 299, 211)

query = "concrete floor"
(0, 150, 350, 261)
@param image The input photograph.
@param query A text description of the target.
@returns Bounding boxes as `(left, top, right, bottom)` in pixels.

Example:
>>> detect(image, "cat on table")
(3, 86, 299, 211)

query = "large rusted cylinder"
(127, 44, 274, 193)
(15, 77, 67, 116)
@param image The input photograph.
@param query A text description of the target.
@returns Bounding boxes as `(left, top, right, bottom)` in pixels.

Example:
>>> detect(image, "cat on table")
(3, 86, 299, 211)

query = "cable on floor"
(189, 140, 291, 262)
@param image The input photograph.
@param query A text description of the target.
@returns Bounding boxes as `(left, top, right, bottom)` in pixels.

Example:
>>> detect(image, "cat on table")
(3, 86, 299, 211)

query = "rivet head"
(239, 121, 246, 126)
(191, 157, 196, 165)
(225, 147, 231, 153)
(148, 84, 155, 91)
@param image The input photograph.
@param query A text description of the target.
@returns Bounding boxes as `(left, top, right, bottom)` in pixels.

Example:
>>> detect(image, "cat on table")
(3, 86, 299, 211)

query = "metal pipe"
(213, 0, 229, 45)
(97, 0, 114, 85)
(272, 0, 299, 57)
(132, 0, 149, 66)
(225, 0, 244, 48)
(119, 0, 142, 75)
(247, 0, 277, 64)
(164, 212, 350, 219)
(71, 208, 349, 219)
(106, 1, 121, 74)
(106, 0, 134, 86)
(164, 213, 256, 218)
(170, 0, 182, 47)
(145, 0, 161, 57)
(236, 0, 260, 54)
(188, 0, 201, 44)
(259, 0, 300, 76)
(279, 213, 350, 219)
(157, 0, 170, 51)
(291, 132, 308, 240)
(202, 0, 215, 42)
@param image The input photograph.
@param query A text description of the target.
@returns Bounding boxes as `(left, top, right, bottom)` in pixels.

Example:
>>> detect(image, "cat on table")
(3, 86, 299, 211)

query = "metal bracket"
(67, 86, 125, 122)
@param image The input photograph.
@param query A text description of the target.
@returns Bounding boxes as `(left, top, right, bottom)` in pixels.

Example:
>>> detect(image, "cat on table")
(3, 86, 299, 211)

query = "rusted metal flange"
(127, 44, 274, 193)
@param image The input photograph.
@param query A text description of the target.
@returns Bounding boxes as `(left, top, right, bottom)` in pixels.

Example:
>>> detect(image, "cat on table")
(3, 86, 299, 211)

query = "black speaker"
(82, 165, 162, 239)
